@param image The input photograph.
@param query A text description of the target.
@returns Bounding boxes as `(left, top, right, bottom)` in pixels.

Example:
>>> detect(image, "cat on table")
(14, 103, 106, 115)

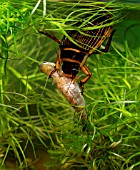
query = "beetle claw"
(80, 81, 84, 94)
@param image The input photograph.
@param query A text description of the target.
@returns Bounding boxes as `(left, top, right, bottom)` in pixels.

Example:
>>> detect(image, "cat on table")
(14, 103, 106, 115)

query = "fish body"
(39, 62, 87, 119)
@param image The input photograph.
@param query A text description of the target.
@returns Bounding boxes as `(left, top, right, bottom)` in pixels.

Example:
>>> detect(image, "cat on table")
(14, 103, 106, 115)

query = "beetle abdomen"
(61, 50, 85, 62)
(62, 61, 79, 77)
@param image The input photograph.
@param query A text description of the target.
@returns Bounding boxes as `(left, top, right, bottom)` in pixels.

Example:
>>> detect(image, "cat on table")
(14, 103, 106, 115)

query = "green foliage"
(0, 0, 140, 169)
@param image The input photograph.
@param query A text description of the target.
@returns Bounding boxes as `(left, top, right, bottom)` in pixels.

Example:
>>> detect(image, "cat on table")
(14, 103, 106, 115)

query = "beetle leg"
(80, 65, 91, 93)
(38, 30, 61, 44)
(100, 29, 116, 53)
(49, 59, 59, 77)
(93, 29, 116, 54)
(49, 52, 61, 77)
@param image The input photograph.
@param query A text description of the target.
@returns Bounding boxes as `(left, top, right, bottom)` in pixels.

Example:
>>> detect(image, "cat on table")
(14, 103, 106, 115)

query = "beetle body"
(39, 12, 115, 92)
(60, 49, 85, 77)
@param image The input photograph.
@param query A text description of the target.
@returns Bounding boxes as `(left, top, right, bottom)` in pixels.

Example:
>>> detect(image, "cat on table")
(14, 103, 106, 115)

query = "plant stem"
(0, 35, 8, 135)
